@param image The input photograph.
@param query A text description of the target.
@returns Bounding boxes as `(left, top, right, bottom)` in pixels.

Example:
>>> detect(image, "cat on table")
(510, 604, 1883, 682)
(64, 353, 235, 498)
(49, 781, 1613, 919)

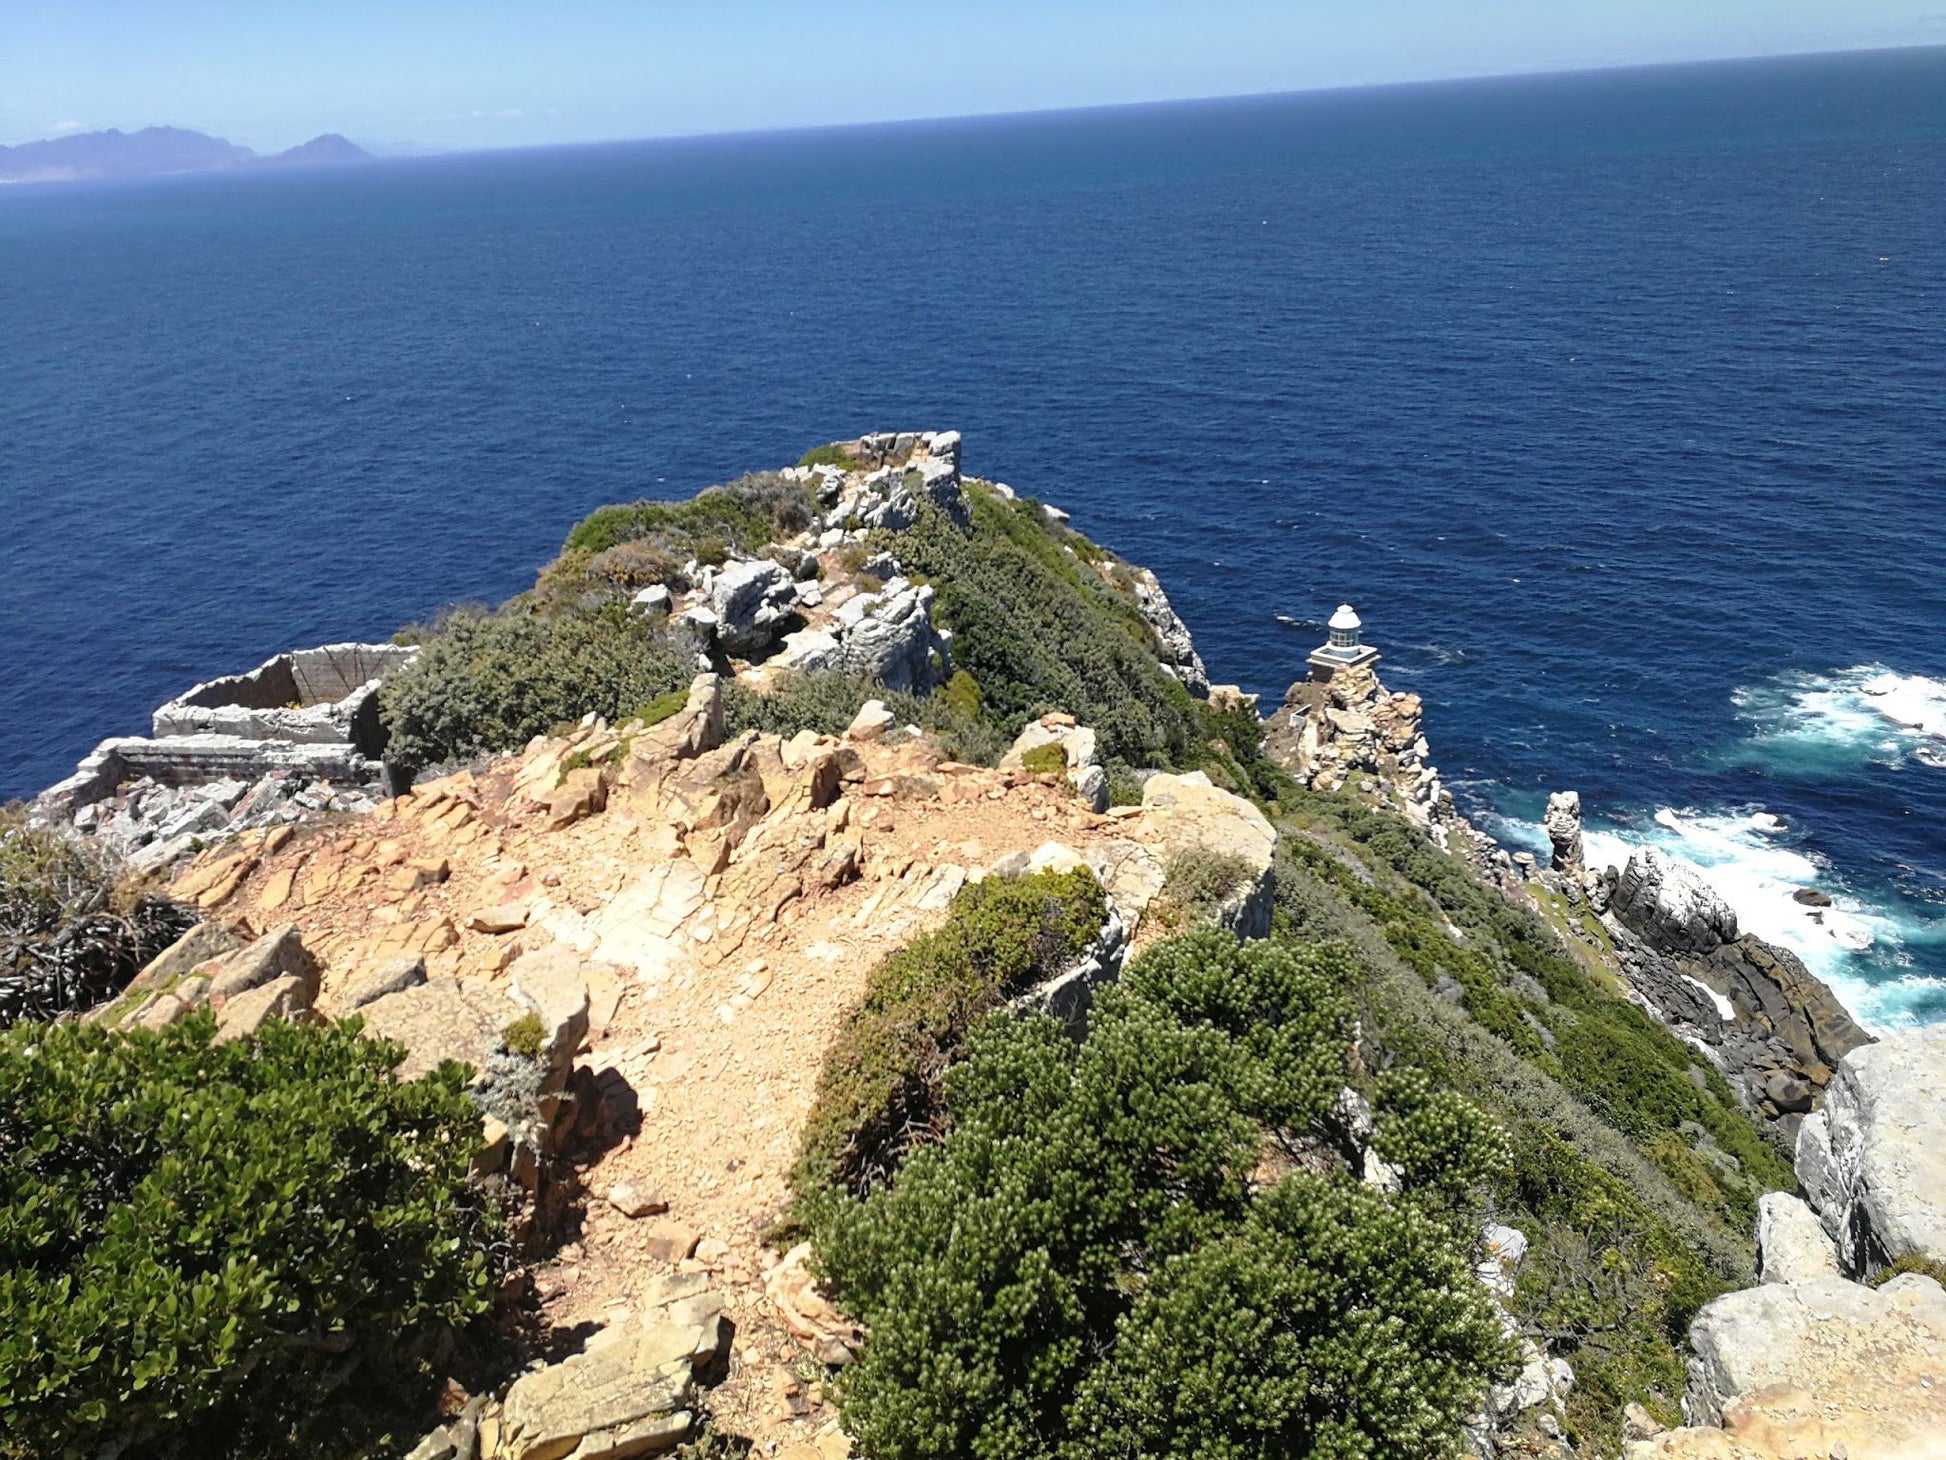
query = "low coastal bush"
(1268, 806, 1774, 1445)
(792, 869, 1107, 1200)
(0, 1013, 500, 1458)
(1279, 793, 1791, 1218)
(0, 809, 193, 1025)
(380, 601, 689, 770)
(882, 492, 1207, 767)
(878, 489, 1297, 796)
(720, 675, 1006, 767)
(1017, 741, 1068, 775)
(540, 471, 817, 605)
(797, 443, 854, 469)
(1147, 846, 1258, 932)
(811, 929, 1513, 1460)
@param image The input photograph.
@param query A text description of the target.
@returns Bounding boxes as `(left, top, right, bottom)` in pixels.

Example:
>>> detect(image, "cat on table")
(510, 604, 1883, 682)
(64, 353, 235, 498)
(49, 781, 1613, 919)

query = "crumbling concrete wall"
(41, 642, 416, 818)
(150, 643, 415, 757)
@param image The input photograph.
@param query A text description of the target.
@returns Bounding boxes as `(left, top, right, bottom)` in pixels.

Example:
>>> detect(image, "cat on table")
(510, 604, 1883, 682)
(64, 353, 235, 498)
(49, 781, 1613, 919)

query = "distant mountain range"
(0, 127, 371, 185)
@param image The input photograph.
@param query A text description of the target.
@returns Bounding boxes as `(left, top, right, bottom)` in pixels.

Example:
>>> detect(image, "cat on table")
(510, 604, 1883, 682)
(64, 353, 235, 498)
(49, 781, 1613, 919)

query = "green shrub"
(0, 1013, 499, 1458)
(1870, 1252, 1946, 1288)
(630, 689, 690, 728)
(720, 675, 1007, 768)
(1018, 742, 1067, 775)
(881, 492, 1205, 767)
(1266, 806, 1768, 1447)
(939, 669, 982, 723)
(560, 472, 815, 559)
(793, 869, 1107, 1199)
(1276, 793, 1791, 1222)
(0, 809, 194, 1026)
(798, 443, 854, 469)
(501, 1011, 545, 1061)
(1147, 847, 1258, 932)
(539, 472, 818, 607)
(812, 930, 1509, 1460)
(378, 601, 690, 770)
(1068, 1177, 1509, 1460)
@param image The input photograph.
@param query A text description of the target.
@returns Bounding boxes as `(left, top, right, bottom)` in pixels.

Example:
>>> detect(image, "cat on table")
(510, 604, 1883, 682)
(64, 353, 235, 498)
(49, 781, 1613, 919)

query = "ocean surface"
(4, 49, 1943, 1027)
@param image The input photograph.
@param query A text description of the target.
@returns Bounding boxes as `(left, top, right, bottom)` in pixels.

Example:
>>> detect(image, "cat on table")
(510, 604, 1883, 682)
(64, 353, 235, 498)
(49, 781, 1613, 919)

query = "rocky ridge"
(132, 657, 1277, 1456)
(1263, 659, 1474, 851)
(31, 428, 1946, 1459)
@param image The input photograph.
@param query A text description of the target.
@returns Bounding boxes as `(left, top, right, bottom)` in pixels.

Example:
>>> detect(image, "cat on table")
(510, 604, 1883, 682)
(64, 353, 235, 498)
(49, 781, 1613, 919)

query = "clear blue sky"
(4, 1, 1943, 152)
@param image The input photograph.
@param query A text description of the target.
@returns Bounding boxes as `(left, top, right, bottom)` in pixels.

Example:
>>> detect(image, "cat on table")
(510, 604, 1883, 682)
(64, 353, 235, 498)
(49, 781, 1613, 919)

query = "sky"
(4, 1, 1945, 153)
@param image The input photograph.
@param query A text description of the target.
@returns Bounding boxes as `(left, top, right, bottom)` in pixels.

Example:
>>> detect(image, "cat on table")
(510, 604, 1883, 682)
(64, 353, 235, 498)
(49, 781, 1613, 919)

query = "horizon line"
(8, 39, 1942, 164)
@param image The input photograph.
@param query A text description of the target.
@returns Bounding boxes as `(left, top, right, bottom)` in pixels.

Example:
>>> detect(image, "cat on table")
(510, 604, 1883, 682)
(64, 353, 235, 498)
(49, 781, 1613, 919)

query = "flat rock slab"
(1639, 1274, 1946, 1460)
(500, 1325, 696, 1460)
(358, 979, 516, 1082)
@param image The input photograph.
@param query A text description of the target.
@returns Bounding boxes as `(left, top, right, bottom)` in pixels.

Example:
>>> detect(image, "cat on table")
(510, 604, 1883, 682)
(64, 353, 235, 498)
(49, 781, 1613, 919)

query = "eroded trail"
(152, 681, 1273, 1453)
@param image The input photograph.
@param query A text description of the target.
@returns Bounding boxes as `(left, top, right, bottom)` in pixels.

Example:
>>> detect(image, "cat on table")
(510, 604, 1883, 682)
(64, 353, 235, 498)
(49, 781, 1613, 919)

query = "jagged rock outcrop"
(1629, 1274, 1946, 1460)
(497, 1272, 728, 1459)
(1543, 791, 1584, 882)
(759, 576, 950, 693)
(1796, 1026, 1946, 1275)
(93, 920, 322, 1038)
(1001, 713, 1109, 812)
(1592, 842, 1867, 1133)
(707, 558, 803, 656)
(828, 578, 947, 692)
(819, 432, 967, 532)
(1127, 566, 1210, 696)
(1130, 770, 1278, 939)
(1631, 1027, 1946, 1460)
(1263, 660, 1467, 847)
(1609, 847, 1739, 955)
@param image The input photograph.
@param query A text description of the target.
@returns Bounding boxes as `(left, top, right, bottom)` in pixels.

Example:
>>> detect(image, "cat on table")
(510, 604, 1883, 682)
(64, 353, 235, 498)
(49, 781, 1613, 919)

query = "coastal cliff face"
(14, 430, 1942, 1460)
(1627, 1027, 1946, 1460)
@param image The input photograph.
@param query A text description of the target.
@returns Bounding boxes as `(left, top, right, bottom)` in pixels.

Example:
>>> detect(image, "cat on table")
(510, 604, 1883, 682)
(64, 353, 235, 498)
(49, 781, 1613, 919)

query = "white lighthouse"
(1308, 604, 1380, 682)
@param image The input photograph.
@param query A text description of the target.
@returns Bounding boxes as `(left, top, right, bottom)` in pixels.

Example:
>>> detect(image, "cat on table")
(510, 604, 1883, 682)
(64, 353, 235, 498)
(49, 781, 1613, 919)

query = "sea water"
(3, 48, 1943, 1024)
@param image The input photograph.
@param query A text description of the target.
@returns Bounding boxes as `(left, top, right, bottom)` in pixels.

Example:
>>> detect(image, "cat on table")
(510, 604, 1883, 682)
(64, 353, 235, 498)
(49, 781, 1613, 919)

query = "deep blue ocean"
(4, 49, 1943, 1025)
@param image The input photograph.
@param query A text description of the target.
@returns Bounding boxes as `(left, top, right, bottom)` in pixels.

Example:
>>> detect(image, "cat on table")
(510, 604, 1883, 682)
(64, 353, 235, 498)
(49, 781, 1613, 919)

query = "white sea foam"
(1681, 973, 1737, 1022)
(1482, 803, 1937, 1033)
(1731, 664, 1946, 771)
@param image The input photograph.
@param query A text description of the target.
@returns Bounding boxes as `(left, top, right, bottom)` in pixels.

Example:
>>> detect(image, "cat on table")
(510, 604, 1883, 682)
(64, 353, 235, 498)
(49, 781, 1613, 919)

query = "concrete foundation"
(39, 642, 416, 815)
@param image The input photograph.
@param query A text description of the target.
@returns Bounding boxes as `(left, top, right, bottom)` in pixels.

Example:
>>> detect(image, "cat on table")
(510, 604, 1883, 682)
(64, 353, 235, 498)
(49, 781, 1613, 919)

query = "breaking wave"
(1494, 803, 1942, 1032)
(1728, 665, 1946, 773)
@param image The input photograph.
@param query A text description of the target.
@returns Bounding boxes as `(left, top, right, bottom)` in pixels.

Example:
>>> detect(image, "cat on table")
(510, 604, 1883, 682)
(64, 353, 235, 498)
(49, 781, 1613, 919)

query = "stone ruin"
(36, 642, 417, 870)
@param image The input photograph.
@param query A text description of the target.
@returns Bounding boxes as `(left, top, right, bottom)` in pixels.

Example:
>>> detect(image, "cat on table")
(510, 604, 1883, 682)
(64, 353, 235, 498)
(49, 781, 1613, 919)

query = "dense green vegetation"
(811, 930, 1514, 1460)
(884, 491, 1201, 768)
(0, 1014, 499, 1458)
(1269, 794, 1785, 1447)
(379, 601, 691, 770)
(542, 471, 817, 605)
(0, 808, 193, 1025)
(794, 869, 1107, 1200)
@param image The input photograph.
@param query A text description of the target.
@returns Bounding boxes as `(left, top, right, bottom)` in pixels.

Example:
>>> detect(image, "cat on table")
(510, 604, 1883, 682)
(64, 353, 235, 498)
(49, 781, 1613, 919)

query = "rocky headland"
(14, 430, 1944, 1460)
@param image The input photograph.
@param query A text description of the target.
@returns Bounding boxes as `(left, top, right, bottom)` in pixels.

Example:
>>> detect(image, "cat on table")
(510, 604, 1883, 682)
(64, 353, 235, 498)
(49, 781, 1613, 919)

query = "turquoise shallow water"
(3, 48, 1943, 1022)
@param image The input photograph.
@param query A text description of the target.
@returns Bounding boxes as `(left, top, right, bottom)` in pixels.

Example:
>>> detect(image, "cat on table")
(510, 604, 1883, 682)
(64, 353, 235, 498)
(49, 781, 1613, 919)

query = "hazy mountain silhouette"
(0, 126, 371, 184)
